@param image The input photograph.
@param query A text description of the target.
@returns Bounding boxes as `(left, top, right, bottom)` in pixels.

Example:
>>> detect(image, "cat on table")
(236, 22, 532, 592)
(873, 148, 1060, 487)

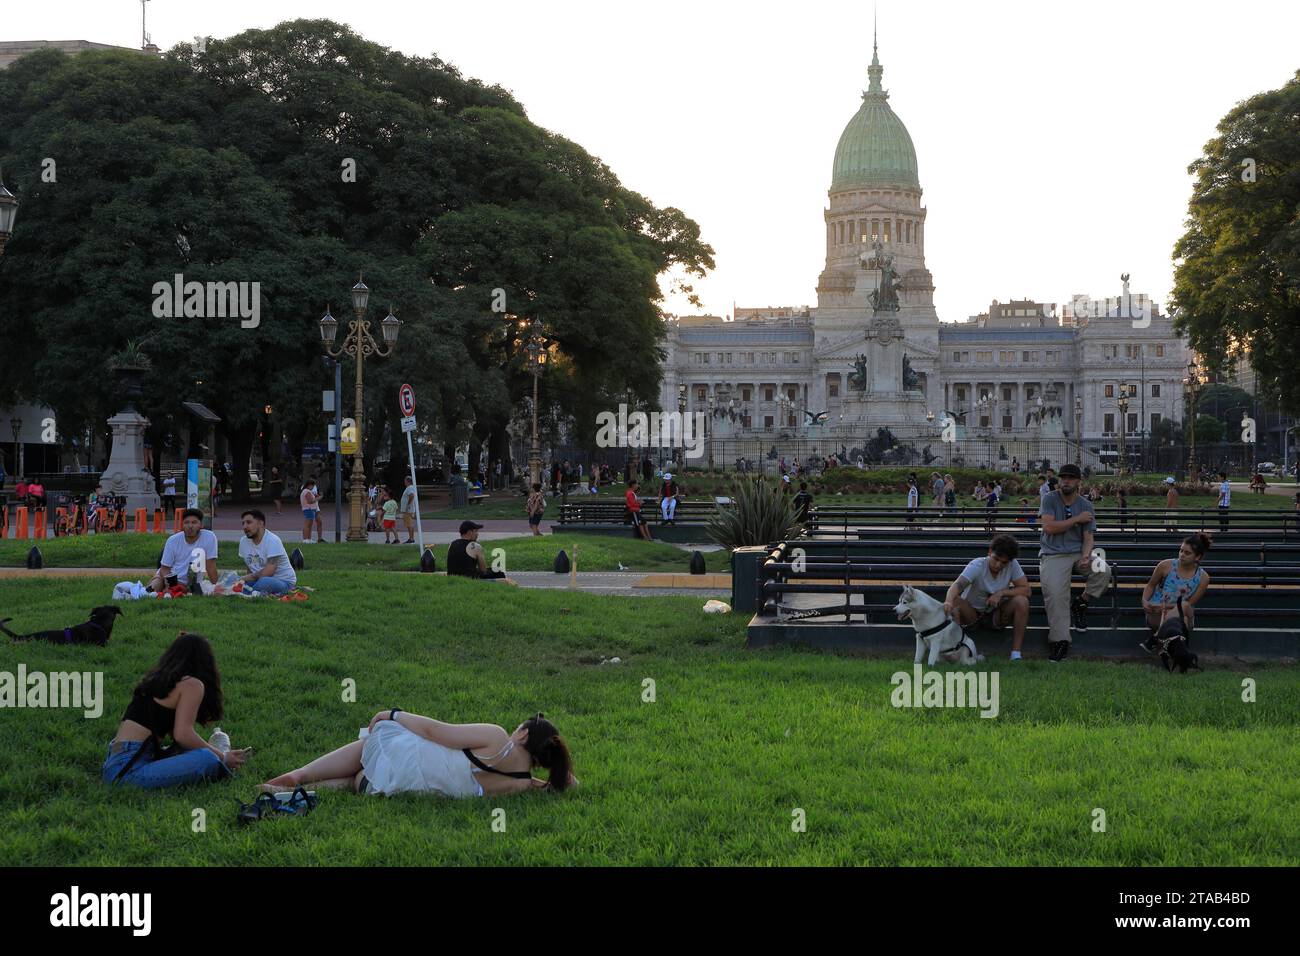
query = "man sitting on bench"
(941, 534, 1032, 661)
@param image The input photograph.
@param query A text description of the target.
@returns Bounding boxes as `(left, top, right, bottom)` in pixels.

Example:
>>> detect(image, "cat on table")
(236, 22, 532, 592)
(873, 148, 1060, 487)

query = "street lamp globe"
(351, 276, 370, 316)
(381, 306, 401, 345)
(319, 304, 338, 344)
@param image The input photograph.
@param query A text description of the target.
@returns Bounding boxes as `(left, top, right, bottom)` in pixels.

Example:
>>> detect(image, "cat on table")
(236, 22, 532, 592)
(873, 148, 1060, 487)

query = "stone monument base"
(99, 410, 161, 513)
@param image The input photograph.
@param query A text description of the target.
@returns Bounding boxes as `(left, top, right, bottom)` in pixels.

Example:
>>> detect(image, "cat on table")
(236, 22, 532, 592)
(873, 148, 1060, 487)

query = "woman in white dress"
(261, 710, 575, 797)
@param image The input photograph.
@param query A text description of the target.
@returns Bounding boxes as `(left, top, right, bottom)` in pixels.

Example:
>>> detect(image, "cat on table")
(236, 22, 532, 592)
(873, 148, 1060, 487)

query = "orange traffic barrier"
(153, 509, 164, 533)
(16, 508, 28, 539)
(1, 507, 8, 539)
(134, 508, 147, 532)
(97, 507, 109, 532)
(33, 510, 47, 539)
(173, 508, 183, 532)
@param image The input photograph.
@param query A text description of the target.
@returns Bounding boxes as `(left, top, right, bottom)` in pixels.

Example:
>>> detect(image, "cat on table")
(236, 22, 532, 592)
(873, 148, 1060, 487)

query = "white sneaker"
(316, 538, 329, 543)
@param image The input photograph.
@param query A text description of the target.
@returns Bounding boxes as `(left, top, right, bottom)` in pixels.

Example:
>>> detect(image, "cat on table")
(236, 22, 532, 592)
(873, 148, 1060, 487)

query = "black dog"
(1150, 596, 1200, 674)
(0, 605, 124, 646)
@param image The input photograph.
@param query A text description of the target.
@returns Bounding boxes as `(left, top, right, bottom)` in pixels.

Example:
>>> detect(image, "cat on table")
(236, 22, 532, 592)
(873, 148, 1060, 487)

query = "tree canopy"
(1171, 69, 1300, 415)
(0, 19, 714, 491)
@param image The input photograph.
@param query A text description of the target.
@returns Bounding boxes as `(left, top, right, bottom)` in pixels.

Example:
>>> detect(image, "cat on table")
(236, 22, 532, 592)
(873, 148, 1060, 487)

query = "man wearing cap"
(1164, 477, 1179, 532)
(659, 472, 680, 524)
(1038, 463, 1112, 662)
(446, 521, 507, 579)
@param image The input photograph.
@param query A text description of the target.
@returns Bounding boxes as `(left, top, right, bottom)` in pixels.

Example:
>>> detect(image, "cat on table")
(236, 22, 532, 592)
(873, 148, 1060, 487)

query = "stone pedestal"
(99, 410, 160, 512)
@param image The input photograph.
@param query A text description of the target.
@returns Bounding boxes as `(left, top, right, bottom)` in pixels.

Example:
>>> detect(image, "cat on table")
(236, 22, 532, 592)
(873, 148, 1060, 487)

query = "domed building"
(657, 36, 1191, 472)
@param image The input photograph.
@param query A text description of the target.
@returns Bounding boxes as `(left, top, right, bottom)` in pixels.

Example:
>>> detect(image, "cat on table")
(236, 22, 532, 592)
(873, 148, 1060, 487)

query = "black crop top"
(121, 689, 176, 740)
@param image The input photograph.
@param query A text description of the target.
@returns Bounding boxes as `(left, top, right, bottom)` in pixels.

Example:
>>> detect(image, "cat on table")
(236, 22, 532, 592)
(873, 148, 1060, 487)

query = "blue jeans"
(247, 576, 293, 595)
(102, 739, 229, 789)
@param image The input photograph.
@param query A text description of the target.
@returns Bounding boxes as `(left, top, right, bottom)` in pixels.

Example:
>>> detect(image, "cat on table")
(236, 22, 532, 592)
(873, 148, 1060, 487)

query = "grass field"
(0, 534, 731, 574)
(0, 571, 1297, 866)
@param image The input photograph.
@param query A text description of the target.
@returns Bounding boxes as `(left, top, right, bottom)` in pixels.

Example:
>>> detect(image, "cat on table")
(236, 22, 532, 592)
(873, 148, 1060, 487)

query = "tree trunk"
(226, 424, 255, 502)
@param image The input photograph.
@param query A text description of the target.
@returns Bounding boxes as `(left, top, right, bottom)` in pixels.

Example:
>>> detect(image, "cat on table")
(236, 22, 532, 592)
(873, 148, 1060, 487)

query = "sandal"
(236, 793, 278, 825)
(274, 786, 318, 815)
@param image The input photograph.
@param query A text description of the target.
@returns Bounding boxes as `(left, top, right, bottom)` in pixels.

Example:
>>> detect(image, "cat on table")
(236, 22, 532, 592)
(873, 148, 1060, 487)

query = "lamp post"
(319, 277, 401, 541)
(1183, 360, 1201, 482)
(9, 417, 23, 480)
(1074, 395, 1083, 467)
(1117, 383, 1130, 477)
(523, 318, 546, 488)
(707, 395, 716, 471)
(0, 178, 18, 257)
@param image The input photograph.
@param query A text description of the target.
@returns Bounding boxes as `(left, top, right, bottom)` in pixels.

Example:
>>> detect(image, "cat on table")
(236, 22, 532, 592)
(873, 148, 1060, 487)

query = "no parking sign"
(399, 383, 416, 418)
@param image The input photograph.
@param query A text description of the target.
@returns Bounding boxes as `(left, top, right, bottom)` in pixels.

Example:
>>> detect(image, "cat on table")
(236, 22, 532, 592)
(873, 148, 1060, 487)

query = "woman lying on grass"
(104, 632, 251, 788)
(262, 710, 576, 797)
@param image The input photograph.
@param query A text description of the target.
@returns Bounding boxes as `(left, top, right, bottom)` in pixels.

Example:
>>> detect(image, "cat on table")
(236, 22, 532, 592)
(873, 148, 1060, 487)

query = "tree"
(1187, 414, 1225, 445)
(1171, 70, 1300, 415)
(0, 20, 713, 494)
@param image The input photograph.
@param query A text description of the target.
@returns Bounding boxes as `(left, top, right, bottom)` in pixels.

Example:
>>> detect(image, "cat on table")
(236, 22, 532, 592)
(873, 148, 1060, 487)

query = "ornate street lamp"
(1117, 384, 1131, 476)
(9, 417, 22, 480)
(523, 318, 546, 488)
(319, 276, 401, 541)
(1183, 360, 1201, 482)
(0, 178, 18, 258)
(1074, 395, 1083, 467)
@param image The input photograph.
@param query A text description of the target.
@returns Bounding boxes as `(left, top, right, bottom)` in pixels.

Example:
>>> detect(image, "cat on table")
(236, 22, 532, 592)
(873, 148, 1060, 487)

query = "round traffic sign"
(399, 383, 416, 417)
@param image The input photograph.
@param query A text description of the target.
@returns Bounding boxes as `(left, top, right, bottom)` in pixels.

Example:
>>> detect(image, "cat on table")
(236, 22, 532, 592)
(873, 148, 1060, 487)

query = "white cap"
(1164, 477, 1176, 484)
(662, 473, 673, 481)
(782, 475, 791, 482)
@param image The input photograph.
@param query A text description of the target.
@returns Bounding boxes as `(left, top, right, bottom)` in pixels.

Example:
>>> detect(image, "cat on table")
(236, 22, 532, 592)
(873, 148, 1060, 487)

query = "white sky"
(11, 1, 1299, 322)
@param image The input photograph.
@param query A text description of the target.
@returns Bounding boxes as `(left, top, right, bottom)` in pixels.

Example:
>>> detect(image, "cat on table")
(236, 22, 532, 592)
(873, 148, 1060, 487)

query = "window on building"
(1155, 344, 1165, 357)
(999, 350, 1014, 363)
(742, 387, 752, 402)
(696, 387, 706, 401)
(764, 416, 774, 431)
(1151, 413, 1161, 430)
(883, 220, 891, 242)
(979, 415, 990, 428)
(1002, 414, 1013, 430)
(829, 383, 839, 397)
(1001, 386, 1013, 402)
(1105, 384, 1114, 398)
(1104, 413, 1115, 434)
(787, 388, 797, 401)
(1127, 413, 1138, 432)
(956, 387, 967, 400)
(906, 221, 912, 243)
(976, 351, 993, 363)
(848, 220, 855, 242)
(764, 387, 774, 401)
(1025, 385, 1036, 400)
(1151, 384, 1160, 397)
(871, 219, 880, 241)
(953, 351, 962, 362)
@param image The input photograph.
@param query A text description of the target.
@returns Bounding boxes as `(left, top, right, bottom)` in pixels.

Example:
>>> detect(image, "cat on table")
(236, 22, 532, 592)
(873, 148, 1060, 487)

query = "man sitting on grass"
(149, 508, 218, 592)
(941, 534, 1032, 660)
(238, 509, 298, 595)
(446, 520, 509, 580)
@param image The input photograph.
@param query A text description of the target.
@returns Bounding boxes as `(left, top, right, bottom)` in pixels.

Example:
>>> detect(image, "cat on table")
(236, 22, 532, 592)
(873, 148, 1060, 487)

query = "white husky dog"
(894, 584, 983, 665)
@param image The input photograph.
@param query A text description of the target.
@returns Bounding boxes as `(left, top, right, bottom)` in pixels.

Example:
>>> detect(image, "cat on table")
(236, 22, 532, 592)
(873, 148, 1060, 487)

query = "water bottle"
(210, 728, 230, 753)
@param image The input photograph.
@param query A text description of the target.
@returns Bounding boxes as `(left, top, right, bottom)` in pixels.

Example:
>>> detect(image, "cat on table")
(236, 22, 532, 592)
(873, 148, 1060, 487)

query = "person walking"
(1163, 477, 1179, 532)
(399, 476, 418, 544)
(300, 478, 323, 544)
(905, 476, 919, 531)
(1217, 471, 1231, 533)
(525, 482, 546, 536)
(984, 478, 1002, 532)
(269, 466, 284, 515)
(1037, 463, 1112, 662)
(161, 473, 177, 518)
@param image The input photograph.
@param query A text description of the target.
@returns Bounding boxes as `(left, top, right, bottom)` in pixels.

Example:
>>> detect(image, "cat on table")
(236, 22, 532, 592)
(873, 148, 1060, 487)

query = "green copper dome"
(830, 43, 919, 191)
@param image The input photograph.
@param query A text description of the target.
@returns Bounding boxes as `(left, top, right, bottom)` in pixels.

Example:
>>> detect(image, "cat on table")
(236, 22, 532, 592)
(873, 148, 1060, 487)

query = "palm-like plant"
(706, 478, 800, 551)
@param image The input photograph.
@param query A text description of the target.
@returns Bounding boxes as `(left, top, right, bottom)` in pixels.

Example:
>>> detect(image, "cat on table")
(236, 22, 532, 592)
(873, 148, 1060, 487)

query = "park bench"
(555, 498, 718, 541)
(743, 536, 1300, 660)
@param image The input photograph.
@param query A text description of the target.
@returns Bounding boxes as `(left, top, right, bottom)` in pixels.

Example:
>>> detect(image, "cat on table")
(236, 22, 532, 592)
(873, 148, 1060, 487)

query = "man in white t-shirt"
(905, 477, 920, 531)
(942, 534, 1032, 660)
(1217, 470, 1231, 533)
(148, 508, 218, 592)
(238, 509, 297, 594)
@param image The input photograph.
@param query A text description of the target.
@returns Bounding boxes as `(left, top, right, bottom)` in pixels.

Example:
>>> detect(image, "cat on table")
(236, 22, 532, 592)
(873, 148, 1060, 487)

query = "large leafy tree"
(1171, 69, 1300, 414)
(0, 19, 713, 492)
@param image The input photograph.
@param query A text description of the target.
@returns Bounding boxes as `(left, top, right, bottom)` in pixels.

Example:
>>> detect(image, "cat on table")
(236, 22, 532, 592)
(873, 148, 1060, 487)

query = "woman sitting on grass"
(262, 710, 576, 798)
(1141, 533, 1212, 636)
(104, 632, 250, 788)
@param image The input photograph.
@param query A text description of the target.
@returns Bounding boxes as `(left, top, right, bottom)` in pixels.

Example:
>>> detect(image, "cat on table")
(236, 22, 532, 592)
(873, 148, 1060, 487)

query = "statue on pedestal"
(848, 354, 868, 392)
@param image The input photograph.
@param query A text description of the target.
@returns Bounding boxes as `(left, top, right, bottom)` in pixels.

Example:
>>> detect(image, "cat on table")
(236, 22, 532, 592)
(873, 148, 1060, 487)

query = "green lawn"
(0, 533, 730, 574)
(0, 572, 1296, 865)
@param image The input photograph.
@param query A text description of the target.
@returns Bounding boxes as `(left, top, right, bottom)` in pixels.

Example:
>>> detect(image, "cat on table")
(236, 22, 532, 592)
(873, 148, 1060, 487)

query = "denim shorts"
(102, 738, 229, 789)
(303, 508, 318, 520)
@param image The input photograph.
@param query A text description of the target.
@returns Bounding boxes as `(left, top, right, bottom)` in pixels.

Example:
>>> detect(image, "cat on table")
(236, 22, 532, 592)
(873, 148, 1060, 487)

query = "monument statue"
(848, 354, 868, 392)
(902, 354, 919, 390)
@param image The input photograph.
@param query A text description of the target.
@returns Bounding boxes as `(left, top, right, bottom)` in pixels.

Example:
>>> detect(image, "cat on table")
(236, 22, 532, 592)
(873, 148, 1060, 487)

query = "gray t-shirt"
(958, 556, 1025, 606)
(160, 529, 218, 577)
(238, 530, 297, 585)
(1038, 491, 1096, 555)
